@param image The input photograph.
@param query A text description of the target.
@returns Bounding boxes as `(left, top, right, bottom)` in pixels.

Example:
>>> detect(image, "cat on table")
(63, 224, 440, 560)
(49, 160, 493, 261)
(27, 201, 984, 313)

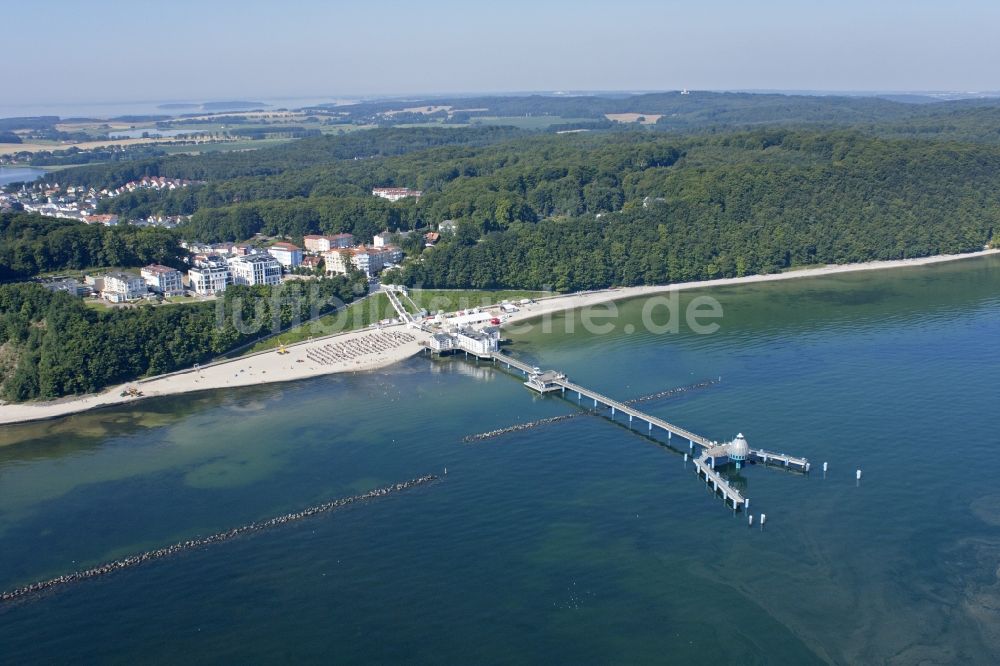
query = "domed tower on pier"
(728, 433, 750, 468)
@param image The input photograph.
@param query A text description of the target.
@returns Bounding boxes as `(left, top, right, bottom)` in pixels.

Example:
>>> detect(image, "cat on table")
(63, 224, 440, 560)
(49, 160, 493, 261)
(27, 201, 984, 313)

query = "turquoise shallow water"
(1, 256, 999, 664)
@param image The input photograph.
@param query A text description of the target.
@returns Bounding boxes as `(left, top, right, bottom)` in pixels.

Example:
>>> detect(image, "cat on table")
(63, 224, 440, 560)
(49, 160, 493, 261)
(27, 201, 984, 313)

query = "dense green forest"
(385, 132, 1000, 289)
(42, 126, 528, 189)
(10, 126, 1000, 292)
(52, 129, 1000, 285)
(0, 276, 364, 401)
(0, 212, 184, 281)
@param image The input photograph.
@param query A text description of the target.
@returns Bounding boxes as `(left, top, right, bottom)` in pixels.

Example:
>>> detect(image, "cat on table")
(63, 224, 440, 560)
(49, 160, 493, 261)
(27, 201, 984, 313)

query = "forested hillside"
(46, 128, 1000, 289)
(390, 132, 1000, 289)
(41, 126, 528, 189)
(0, 277, 363, 401)
(0, 212, 184, 281)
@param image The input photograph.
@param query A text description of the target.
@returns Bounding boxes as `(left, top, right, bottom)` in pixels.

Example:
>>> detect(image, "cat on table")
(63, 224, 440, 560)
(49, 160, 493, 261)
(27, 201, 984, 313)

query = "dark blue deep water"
(1, 256, 999, 663)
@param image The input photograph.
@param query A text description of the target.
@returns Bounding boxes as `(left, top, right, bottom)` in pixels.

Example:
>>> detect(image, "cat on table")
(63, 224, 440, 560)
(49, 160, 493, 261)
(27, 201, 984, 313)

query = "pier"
(693, 451, 747, 510)
(462, 378, 721, 443)
(411, 298, 808, 515)
(490, 351, 714, 448)
(752, 449, 810, 472)
(487, 351, 809, 513)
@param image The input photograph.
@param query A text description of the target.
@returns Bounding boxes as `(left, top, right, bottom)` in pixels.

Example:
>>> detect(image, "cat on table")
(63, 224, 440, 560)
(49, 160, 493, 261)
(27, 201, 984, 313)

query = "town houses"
(86, 214, 119, 226)
(3, 177, 198, 228)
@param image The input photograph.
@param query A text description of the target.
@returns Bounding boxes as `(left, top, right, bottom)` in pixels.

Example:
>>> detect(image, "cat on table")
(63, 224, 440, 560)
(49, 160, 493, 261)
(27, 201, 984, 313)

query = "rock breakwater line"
(623, 378, 720, 405)
(463, 378, 720, 443)
(1, 475, 438, 605)
(463, 414, 577, 442)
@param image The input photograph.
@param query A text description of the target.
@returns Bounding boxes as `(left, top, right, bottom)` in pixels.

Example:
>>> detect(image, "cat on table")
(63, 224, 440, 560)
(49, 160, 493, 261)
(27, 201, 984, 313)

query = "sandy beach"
(501, 249, 1000, 327)
(0, 248, 995, 426)
(0, 325, 431, 426)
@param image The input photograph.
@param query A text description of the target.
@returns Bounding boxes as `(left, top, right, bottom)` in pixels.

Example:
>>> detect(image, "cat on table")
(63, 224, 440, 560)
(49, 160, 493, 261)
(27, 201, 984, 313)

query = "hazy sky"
(6, 0, 1000, 105)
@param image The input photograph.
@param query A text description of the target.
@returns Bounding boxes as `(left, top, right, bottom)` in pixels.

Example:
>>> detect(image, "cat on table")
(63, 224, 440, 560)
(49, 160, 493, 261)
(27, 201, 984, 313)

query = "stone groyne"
(1, 475, 438, 605)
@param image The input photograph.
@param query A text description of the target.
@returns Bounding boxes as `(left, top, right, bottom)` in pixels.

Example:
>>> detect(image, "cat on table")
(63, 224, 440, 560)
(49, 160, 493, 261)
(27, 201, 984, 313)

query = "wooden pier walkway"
(489, 352, 714, 449)
(693, 452, 748, 510)
(751, 448, 810, 472)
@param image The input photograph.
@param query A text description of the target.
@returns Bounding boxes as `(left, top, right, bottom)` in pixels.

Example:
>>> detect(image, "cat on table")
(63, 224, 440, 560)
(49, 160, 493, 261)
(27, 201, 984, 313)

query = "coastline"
(500, 248, 1000, 328)
(0, 324, 432, 427)
(0, 248, 996, 427)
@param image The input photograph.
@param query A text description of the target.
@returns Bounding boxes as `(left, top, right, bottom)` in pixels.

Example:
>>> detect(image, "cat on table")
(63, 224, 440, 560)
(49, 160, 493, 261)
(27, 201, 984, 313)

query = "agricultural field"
(468, 116, 599, 129)
(1, 136, 174, 155)
(605, 113, 663, 124)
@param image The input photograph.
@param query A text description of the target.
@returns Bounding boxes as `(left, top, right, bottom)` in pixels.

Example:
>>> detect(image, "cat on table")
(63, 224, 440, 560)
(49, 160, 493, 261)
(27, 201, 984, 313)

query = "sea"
(0, 97, 355, 121)
(0, 166, 46, 187)
(1, 256, 998, 663)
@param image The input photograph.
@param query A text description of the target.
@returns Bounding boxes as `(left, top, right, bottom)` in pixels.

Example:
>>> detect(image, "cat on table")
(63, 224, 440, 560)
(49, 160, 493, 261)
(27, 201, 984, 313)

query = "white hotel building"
(102, 272, 147, 303)
(303, 233, 355, 253)
(228, 254, 282, 287)
(268, 242, 303, 269)
(188, 261, 231, 295)
(324, 245, 403, 277)
(141, 264, 185, 296)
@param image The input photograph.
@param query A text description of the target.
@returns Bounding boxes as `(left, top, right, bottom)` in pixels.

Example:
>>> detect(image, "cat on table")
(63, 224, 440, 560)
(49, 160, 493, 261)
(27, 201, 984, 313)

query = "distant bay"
(0, 166, 46, 186)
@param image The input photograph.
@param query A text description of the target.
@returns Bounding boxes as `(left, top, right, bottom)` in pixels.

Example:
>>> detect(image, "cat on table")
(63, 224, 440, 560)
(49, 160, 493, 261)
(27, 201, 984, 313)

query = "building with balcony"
(228, 254, 282, 287)
(188, 262, 231, 295)
(141, 264, 185, 296)
(102, 271, 147, 303)
(324, 245, 403, 277)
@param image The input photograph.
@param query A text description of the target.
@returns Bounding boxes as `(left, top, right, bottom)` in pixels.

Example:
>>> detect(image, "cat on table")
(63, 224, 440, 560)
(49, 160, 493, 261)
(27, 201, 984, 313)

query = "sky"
(5, 0, 1000, 106)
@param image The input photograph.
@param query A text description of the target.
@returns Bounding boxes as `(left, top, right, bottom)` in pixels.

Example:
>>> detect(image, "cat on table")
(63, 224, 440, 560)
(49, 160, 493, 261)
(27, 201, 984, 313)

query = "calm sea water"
(0, 97, 353, 121)
(1, 257, 999, 664)
(0, 166, 45, 186)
